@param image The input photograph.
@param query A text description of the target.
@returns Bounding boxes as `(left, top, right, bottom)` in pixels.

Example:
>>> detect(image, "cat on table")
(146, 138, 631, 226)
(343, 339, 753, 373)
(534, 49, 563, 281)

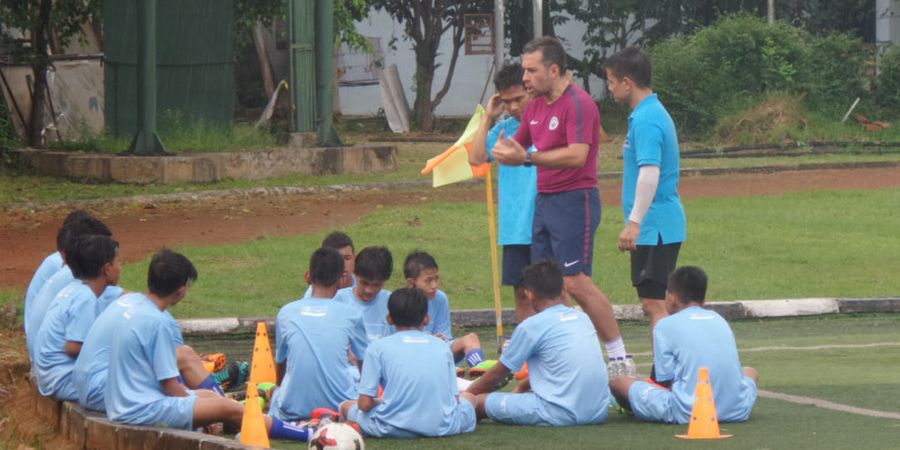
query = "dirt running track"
(2, 166, 899, 290)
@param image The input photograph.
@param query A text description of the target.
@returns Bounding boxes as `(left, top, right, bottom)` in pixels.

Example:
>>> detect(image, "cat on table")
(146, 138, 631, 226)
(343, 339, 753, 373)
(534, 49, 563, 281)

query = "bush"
(877, 45, 900, 113)
(804, 33, 869, 116)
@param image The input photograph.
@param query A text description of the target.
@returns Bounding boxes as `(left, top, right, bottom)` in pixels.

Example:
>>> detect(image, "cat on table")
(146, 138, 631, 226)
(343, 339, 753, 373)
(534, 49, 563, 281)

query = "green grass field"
(185, 313, 900, 449)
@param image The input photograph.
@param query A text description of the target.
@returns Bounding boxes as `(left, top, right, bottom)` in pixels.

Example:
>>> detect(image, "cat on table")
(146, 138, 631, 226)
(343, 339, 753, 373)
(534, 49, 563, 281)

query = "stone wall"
(10, 145, 397, 184)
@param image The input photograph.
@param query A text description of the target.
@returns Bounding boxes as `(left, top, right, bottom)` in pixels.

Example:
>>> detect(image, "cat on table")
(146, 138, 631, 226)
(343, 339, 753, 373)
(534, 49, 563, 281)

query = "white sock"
(604, 336, 627, 359)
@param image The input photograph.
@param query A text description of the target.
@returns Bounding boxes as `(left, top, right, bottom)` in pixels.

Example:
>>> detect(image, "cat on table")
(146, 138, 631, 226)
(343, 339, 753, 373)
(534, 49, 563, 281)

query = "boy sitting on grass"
(104, 250, 310, 442)
(33, 235, 121, 401)
(403, 251, 489, 375)
(304, 231, 357, 297)
(340, 287, 477, 438)
(609, 266, 759, 424)
(467, 261, 610, 426)
(269, 247, 369, 421)
(334, 246, 394, 343)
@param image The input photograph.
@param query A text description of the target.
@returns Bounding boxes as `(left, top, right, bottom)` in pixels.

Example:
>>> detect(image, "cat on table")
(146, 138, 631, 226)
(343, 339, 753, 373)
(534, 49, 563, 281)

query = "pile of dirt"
(713, 94, 809, 146)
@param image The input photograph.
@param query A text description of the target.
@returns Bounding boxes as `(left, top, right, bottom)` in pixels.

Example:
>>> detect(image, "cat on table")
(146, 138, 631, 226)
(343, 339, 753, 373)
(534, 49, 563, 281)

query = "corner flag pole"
(484, 165, 504, 344)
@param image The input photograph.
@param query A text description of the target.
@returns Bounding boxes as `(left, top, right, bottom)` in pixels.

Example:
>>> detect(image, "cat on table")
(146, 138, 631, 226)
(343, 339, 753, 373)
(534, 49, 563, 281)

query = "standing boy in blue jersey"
(269, 247, 369, 421)
(403, 251, 488, 375)
(104, 250, 310, 441)
(470, 63, 538, 324)
(604, 46, 687, 332)
(467, 261, 609, 426)
(340, 287, 477, 438)
(33, 235, 121, 401)
(609, 266, 758, 424)
(334, 246, 394, 343)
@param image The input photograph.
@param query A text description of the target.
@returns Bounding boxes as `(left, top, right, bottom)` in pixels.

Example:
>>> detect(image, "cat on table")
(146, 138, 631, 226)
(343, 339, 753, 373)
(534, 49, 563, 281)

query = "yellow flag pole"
(484, 165, 504, 344)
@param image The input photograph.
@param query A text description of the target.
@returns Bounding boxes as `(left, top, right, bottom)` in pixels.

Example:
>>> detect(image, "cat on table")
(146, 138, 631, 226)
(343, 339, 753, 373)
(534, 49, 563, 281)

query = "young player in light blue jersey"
(403, 251, 488, 375)
(470, 63, 538, 324)
(609, 266, 759, 424)
(333, 246, 394, 342)
(604, 47, 687, 333)
(467, 261, 609, 426)
(104, 250, 311, 442)
(340, 287, 477, 438)
(302, 231, 357, 298)
(269, 247, 369, 421)
(33, 235, 121, 401)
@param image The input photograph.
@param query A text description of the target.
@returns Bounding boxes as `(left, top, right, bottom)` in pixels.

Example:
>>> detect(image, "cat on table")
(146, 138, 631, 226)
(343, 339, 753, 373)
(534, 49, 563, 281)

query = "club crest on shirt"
(549, 116, 559, 130)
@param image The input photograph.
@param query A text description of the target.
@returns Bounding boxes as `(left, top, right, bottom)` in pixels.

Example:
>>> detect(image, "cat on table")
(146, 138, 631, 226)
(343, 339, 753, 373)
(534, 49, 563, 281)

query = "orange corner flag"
(675, 367, 733, 440)
(249, 322, 277, 385)
(240, 382, 271, 448)
(422, 105, 491, 187)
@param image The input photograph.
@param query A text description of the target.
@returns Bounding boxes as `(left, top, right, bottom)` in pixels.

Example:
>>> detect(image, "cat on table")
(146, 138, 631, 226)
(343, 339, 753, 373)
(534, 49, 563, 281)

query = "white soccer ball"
(308, 422, 365, 450)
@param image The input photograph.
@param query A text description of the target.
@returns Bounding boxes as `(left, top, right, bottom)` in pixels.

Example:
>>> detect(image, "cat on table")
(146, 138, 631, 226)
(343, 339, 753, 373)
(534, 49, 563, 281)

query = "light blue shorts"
(347, 401, 476, 438)
(629, 377, 758, 425)
(141, 390, 197, 430)
(485, 392, 607, 426)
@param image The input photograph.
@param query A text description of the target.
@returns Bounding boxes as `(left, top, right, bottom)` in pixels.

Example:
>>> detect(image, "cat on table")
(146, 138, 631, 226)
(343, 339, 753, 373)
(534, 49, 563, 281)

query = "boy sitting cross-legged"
(333, 246, 394, 343)
(467, 261, 610, 426)
(403, 251, 488, 375)
(608, 266, 759, 424)
(340, 287, 477, 438)
(268, 247, 369, 421)
(104, 250, 310, 442)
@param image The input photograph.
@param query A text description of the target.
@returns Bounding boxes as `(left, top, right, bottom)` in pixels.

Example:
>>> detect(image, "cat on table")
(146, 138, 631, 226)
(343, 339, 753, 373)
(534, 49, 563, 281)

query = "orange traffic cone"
(675, 367, 733, 440)
(249, 322, 277, 385)
(240, 382, 270, 448)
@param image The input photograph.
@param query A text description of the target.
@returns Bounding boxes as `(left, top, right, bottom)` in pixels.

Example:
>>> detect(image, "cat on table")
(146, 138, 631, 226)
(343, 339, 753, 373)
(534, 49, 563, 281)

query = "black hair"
(147, 249, 198, 297)
(60, 214, 112, 262)
(667, 266, 708, 304)
(309, 247, 344, 287)
(494, 63, 525, 92)
(388, 287, 429, 327)
(403, 250, 438, 280)
(68, 235, 118, 279)
(523, 36, 567, 73)
(56, 210, 92, 251)
(354, 246, 393, 281)
(602, 46, 652, 89)
(322, 231, 354, 252)
(522, 261, 564, 300)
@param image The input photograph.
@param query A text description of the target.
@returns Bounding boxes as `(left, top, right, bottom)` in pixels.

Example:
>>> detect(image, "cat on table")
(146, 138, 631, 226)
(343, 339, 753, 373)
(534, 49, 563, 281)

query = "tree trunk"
(412, 37, 438, 132)
(28, 0, 53, 148)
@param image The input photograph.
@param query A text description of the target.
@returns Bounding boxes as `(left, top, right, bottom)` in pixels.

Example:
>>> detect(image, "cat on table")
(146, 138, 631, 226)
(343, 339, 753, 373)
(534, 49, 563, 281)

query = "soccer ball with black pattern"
(308, 423, 365, 450)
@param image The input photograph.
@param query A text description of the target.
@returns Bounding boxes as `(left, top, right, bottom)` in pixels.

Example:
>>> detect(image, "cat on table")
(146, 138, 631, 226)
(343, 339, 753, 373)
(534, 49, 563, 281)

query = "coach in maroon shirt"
(492, 36, 632, 371)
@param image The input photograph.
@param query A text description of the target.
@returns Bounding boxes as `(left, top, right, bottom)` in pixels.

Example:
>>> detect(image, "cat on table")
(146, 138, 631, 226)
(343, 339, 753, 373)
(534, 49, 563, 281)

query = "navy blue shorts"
(502, 245, 532, 287)
(531, 188, 601, 276)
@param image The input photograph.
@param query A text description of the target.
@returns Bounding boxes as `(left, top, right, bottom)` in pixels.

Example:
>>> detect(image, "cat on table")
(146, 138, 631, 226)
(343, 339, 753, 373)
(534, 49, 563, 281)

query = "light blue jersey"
(423, 290, 452, 340)
(350, 330, 476, 438)
(25, 251, 64, 333)
(622, 94, 686, 245)
(269, 297, 369, 420)
(74, 293, 146, 411)
(105, 296, 194, 429)
(486, 117, 538, 246)
(33, 281, 100, 400)
(487, 304, 608, 426)
(333, 287, 394, 342)
(644, 306, 756, 423)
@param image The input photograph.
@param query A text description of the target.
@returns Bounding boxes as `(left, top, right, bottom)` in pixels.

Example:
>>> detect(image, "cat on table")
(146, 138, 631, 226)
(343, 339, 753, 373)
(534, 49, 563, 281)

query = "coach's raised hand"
(491, 131, 527, 166)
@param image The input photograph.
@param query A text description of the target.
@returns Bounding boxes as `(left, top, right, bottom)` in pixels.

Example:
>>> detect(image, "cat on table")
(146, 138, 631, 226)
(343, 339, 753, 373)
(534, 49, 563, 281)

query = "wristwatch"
(523, 152, 533, 167)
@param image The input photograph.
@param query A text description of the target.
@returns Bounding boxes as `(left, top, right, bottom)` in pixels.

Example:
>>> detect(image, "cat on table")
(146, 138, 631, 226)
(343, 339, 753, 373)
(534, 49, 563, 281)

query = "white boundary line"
(758, 390, 900, 420)
(628, 342, 900, 357)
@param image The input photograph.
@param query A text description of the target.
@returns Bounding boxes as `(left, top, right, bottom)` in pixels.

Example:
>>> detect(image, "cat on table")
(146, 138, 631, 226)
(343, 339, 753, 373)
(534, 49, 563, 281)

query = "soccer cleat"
(456, 366, 466, 378)
(212, 361, 241, 391)
(199, 352, 227, 373)
(514, 362, 529, 381)
(256, 382, 277, 409)
(467, 360, 498, 379)
(311, 407, 341, 422)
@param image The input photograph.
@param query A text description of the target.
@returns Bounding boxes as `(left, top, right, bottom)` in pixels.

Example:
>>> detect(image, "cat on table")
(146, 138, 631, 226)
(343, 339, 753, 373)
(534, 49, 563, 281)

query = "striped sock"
(465, 349, 485, 367)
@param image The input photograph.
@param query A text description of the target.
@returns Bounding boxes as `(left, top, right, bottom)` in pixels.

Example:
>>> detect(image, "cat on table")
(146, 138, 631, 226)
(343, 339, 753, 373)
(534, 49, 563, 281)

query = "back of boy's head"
(354, 246, 392, 281)
(322, 231, 354, 252)
(522, 261, 564, 300)
(60, 214, 112, 258)
(494, 63, 525, 92)
(602, 45, 652, 88)
(388, 287, 428, 327)
(309, 247, 344, 287)
(403, 250, 438, 280)
(148, 249, 198, 297)
(68, 235, 118, 279)
(667, 266, 708, 305)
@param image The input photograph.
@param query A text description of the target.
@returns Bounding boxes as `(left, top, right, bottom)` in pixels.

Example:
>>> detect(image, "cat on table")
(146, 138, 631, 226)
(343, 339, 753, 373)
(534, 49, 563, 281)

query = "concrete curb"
(178, 297, 900, 336)
(8, 160, 899, 213)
